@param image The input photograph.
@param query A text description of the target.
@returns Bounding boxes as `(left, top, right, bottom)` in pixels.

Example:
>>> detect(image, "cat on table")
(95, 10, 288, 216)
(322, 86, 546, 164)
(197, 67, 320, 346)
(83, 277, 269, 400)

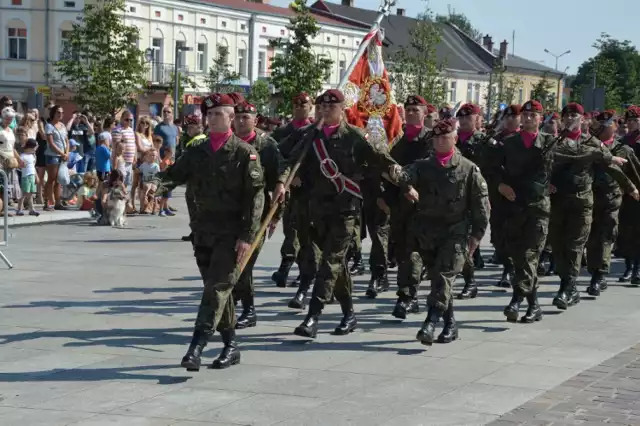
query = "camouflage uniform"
(183, 132, 207, 224)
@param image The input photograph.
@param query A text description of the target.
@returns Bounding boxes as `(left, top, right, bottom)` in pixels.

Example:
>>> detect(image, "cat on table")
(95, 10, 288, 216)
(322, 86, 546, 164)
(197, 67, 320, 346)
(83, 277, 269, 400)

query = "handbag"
(57, 163, 70, 186)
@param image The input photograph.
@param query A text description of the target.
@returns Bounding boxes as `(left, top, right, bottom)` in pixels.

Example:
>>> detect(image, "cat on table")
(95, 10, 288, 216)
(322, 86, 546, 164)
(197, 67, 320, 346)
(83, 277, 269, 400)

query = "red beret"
(426, 103, 437, 114)
(562, 102, 585, 116)
(228, 92, 245, 106)
(504, 104, 522, 116)
(456, 103, 481, 117)
(596, 109, 616, 122)
(293, 92, 312, 106)
(235, 102, 258, 114)
(522, 100, 543, 113)
(625, 106, 640, 120)
(321, 89, 344, 104)
(184, 114, 201, 125)
(201, 93, 235, 115)
(404, 95, 427, 107)
(433, 118, 457, 135)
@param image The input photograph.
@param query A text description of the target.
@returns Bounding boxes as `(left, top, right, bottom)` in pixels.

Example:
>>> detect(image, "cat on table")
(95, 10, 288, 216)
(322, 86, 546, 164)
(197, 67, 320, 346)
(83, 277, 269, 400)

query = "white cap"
(1, 107, 15, 120)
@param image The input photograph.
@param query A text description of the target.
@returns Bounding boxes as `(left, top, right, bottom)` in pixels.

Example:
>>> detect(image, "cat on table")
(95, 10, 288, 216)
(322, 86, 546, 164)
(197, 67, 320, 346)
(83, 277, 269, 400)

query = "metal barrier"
(0, 169, 14, 269)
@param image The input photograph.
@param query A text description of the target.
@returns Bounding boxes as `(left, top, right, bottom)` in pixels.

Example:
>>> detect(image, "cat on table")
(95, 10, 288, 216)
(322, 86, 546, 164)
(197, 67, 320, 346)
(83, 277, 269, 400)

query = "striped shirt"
(112, 126, 137, 163)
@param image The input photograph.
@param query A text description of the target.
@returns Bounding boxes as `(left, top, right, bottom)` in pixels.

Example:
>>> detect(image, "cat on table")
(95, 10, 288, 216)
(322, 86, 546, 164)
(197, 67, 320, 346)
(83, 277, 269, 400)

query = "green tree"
(269, 0, 332, 115)
(53, 0, 147, 117)
(247, 79, 272, 114)
(390, 5, 447, 106)
(531, 73, 556, 110)
(205, 44, 241, 93)
(435, 10, 482, 42)
(167, 72, 199, 115)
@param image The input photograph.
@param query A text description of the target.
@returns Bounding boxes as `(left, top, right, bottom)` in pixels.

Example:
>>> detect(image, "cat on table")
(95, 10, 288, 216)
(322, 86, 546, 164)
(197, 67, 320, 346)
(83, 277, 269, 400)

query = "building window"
(197, 43, 206, 72)
(64, 1, 75, 7)
(262, 26, 266, 33)
(339, 60, 346, 80)
(258, 51, 266, 77)
(129, 6, 136, 12)
(466, 82, 473, 102)
(11, 0, 23, 5)
(238, 48, 247, 77)
(356, 41, 360, 46)
(221, 21, 227, 28)
(449, 81, 457, 102)
(326, 36, 331, 42)
(176, 40, 187, 69)
(241, 24, 246, 30)
(155, 11, 160, 17)
(201, 18, 206, 24)
(8, 27, 27, 60)
(60, 30, 79, 61)
(474, 84, 481, 104)
(280, 29, 285, 36)
(518, 88, 524, 104)
(178, 14, 184, 21)
(341, 38, 346, 44)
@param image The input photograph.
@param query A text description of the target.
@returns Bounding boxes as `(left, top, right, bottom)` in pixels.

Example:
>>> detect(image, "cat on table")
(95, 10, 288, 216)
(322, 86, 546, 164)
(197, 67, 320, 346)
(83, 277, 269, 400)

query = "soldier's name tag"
(250, 169, 260, 179)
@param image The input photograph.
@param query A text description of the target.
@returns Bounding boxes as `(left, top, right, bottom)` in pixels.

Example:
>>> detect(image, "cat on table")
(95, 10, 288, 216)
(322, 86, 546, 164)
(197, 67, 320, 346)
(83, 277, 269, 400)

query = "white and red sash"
(312, 138, 362, 199)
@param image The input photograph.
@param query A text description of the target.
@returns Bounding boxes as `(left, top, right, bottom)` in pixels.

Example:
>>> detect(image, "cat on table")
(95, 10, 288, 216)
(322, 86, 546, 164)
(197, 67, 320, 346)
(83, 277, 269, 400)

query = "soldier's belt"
(312, 138, 362, 199)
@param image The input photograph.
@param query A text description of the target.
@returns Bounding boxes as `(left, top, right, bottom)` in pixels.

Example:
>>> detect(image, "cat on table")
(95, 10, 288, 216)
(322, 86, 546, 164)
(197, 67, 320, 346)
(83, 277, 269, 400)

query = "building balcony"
(147, 63, 194, 86)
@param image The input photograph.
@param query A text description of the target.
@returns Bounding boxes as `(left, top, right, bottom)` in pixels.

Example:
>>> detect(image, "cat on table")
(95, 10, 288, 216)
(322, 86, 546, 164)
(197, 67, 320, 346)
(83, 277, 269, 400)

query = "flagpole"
(337, 0, 396, 90)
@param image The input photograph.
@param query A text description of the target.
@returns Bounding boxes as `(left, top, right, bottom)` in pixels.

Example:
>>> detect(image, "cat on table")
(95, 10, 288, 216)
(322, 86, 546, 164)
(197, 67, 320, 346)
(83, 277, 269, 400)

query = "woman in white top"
(44, 105, 70, 211)
(0, 107, 22, 216)
(131, 116, 153, 212)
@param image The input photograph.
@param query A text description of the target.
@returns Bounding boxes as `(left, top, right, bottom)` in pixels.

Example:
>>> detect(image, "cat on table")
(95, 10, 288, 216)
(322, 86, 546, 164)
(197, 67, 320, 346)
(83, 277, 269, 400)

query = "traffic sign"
(499, 103, 507, 111)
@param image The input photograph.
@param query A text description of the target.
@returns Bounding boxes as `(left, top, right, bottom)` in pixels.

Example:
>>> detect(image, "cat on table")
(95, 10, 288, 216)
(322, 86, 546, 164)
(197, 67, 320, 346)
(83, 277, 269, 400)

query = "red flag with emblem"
(343, 29, 403, 145)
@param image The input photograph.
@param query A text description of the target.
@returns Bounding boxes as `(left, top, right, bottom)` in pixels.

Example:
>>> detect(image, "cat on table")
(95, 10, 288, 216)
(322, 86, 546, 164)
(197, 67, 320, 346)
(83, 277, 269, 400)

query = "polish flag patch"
(249, 154, 257, 160)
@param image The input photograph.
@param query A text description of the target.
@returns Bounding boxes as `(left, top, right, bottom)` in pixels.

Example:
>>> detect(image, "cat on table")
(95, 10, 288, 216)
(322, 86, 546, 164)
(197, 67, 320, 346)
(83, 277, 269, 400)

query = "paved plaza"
(1, 192, 640, 425)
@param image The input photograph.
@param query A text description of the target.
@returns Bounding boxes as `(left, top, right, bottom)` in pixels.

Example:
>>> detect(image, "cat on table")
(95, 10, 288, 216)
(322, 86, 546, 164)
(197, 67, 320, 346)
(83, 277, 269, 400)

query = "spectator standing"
(69, 112, 94, 173)
(0, 107, 21, 216)
(153, 107, 179, 160)
(0, 97, 17, 130)
(34, 108, 48, 204)
(16, 139, 39, 216)
(44, 105, 70, 211)
(111, 111, 136, 212)
(131, 116, 153, 211)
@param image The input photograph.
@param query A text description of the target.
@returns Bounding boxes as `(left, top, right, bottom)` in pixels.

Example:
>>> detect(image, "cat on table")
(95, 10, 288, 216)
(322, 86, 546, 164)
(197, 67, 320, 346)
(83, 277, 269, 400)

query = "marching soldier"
(490, 105, 522, 288)
(616, 105, 640, 283)
(181, 115, 207, 242)
(232, 101, 287, 329)
(542, 112, 560, 136)
(271, 93, 313, 288)
(396, 118, 489, 345)
(586, 110, 640, 296)
(454, 103, 495, 299)
(549, 103, 634, 311)
(271, 89, 402, 339)
(385, 95, 434, 318)
(160, 93, 265, 371)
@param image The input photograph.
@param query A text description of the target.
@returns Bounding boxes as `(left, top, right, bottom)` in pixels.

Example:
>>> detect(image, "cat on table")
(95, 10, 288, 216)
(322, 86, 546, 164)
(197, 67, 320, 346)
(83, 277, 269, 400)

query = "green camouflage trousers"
(586, 191, 622, 274)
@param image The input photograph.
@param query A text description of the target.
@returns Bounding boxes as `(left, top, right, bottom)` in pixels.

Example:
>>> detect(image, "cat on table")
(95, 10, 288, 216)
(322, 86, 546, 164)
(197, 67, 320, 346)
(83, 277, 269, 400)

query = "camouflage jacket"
(159, 134, 265, 245)
(456, 131, 497, 171)
(592, 138, 640, 196)
(271, 122, 300, 145)
(284, 121, 399, 213)
(398, 150, 490, 240)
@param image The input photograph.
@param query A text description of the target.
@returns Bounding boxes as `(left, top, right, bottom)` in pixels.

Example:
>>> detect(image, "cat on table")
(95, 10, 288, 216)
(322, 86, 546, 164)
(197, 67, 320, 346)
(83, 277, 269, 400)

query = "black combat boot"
(566, 277, 581, 307)
(488, 250, 499, 265)
(211, 329, 241, 369)
(546, 255, 556, 276)
(437, 302, 458, 344)
(599, 273, 609, 291)
(235, 296, 257, 329)
(294, 299, 322, 338)
(392, 296, 410, 319)
(365, 276, 380, 299)
(503, 288, 525, 323)
(521, 288, 543, 323)
(631, 261, 640, 286)
(378, 273, 390, 292)
(587, 272, 601, 297)
(272, 258, 294, 288)
(288, 276, 311, 310)
(334, 298, 357, 335)
(619, 258, 632, 282)
(350, 251, 365, 276)
(473, 249, 485, 269)
(416, 306, 444, 346)
(553, 277, 570, 310)
(181, 232, 193, 242)
(180, 330, 209, 371)
(458, 268, 478, 300)
(497, 265, 513, 288)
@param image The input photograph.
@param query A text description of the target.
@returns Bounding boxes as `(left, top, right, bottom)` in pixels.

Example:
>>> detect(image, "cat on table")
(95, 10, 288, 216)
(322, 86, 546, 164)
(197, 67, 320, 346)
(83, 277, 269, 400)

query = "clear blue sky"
(270, 0, 640, 75)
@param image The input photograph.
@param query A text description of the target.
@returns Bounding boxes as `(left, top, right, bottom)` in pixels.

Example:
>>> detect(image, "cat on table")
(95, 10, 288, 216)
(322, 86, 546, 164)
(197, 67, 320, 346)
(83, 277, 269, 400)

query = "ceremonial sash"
(312, 138, 362, 199)
(186, 134, 207, 148)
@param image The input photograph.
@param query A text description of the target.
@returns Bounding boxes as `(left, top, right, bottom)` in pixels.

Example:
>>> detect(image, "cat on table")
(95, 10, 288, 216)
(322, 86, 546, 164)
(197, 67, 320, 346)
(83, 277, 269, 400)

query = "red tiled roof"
(197, 0, 361, 28)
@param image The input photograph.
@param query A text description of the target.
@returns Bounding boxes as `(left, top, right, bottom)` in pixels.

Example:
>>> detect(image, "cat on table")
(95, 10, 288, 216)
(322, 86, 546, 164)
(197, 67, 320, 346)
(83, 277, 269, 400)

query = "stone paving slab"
(0, 194, 640, 425)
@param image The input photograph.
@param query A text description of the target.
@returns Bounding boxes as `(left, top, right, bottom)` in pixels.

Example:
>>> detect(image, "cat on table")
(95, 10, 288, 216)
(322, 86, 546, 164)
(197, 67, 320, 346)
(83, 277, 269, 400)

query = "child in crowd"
(112, 142, 126, 179)
(16, 139, 40, 217)
(62, 139, 84, 206)
(94, 133, 112, 217)
(152, 135, 163, 154)
(97, 169, 127, 226)
(138, 149, 160, 214)
(78, 171, 99, 213)
(158, 148, 175, 217)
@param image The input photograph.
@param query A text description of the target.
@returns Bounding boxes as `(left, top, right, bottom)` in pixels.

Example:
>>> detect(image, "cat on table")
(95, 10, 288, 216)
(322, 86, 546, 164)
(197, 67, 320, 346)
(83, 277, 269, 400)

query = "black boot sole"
(365, 289, 378, 299)
(568, 297, 580, 307)
(521, 311, 543, 323)
(391, 307, 407, 320)
(288, 299, 306, 310)
(333, 325, 357, 335)
(504, 309, 519, 323)
(497, 279, 511, 288)
(553, 297, 568, 310)
(437, 330, 459, 344)
(235, 320, 257, 329)
(294, 326, 317, 338)
(181, 357, 201, 372)
(457, 288, 478, 300)
(211, 354, 241, 370)
(416, 330, 434, 346)
(586, 286, 600, 296)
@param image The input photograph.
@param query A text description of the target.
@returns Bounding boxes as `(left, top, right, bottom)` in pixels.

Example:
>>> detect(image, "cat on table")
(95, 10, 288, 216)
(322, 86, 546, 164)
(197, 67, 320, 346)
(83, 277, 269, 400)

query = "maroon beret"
(522, 100, 543, 113)
(625, 106, 640, 120)
(184, 114, 201, 125)
(235, 102, 258, 114)
(201, 93, 235, 115)
(293, 92, 312, 106)
(426, 103, 437, 114)
(562, 102, 585, 116)
(321, 89, 345, 104)
(228, 92, 245, 106)
(504, 104, 522, 116)
(404, 95, 427, 107)
(596, 109, 616, 122)
(433, 118, 457, 135)
(456, 103, 482, 117)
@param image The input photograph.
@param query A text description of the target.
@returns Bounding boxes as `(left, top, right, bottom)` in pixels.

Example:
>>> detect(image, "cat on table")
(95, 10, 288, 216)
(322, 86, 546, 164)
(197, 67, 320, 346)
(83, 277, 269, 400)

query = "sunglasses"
(124, 118, 132, 122)
(162, 110, 172, 114)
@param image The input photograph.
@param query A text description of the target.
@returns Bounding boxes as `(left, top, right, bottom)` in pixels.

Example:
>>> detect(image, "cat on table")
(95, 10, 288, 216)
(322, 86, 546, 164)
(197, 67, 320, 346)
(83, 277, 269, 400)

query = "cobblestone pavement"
(1, 192, 640, 425)
(490, 344, 640, 426)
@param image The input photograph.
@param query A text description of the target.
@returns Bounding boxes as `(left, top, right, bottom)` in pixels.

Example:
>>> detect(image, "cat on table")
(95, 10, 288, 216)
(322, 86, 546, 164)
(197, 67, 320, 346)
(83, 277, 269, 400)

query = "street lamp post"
(173, 43, 193, 118)
(544, 48, 571, 71)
